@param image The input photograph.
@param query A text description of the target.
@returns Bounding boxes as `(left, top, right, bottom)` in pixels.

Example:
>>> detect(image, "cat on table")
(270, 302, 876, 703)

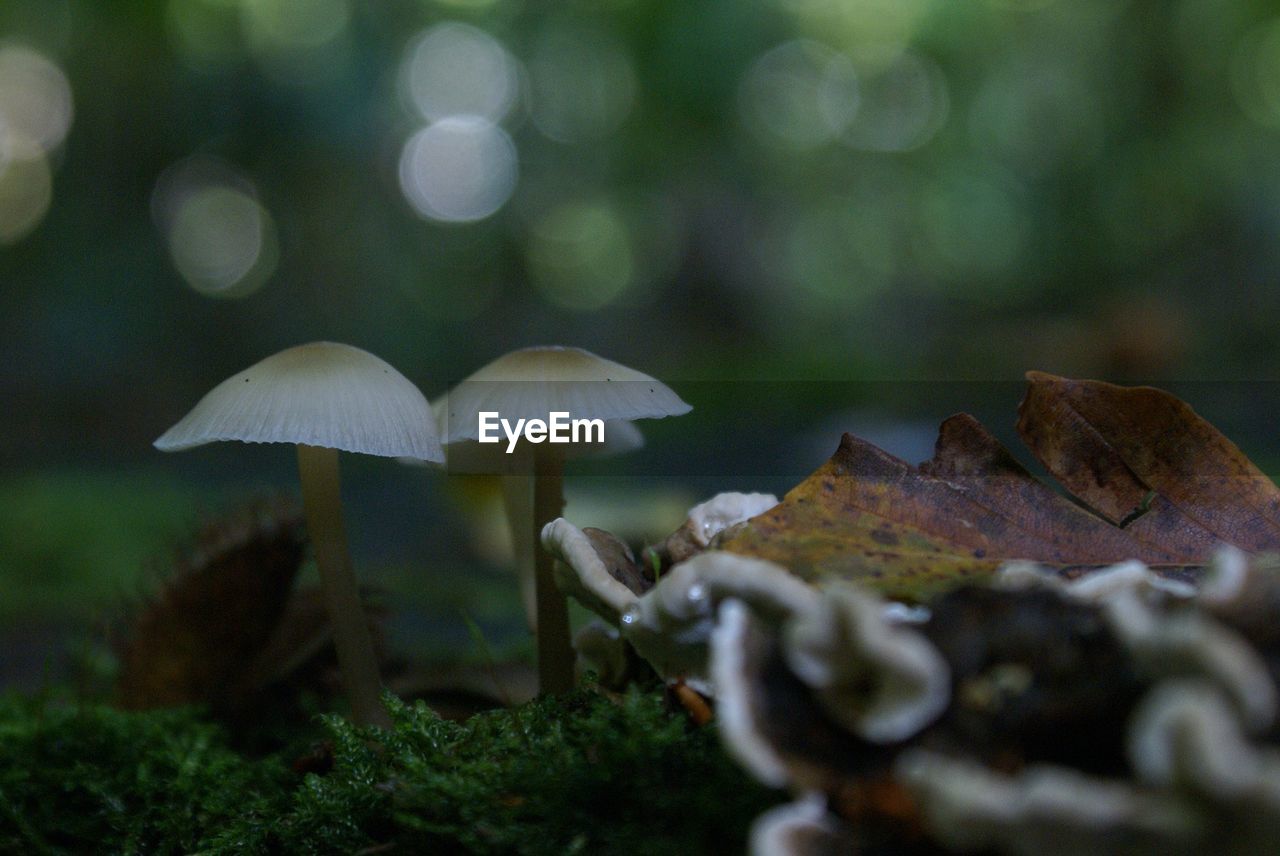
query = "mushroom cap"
(155, 341, 443, 461)
(438, 345, 691, 443)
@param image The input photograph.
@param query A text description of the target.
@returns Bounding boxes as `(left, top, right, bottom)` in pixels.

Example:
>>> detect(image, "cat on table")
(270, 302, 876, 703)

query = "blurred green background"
(3, 0, 1280, 680)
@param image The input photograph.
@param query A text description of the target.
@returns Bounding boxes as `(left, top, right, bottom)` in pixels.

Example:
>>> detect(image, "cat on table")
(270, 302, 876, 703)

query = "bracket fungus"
(545, 477, 1280, 854)
(748, 791, 848, 856)
(645, 491, 779, 568)
(439, 345, 690, 694)
(621, 551, 820, 688)
(1127, 680, 1266, 798)
(894, 749, 1205, 856)
(540, 491, 783, 631)
(783, 584, 951, 743)
(542, 517, 643, 622)
(155, 341, 442, 727)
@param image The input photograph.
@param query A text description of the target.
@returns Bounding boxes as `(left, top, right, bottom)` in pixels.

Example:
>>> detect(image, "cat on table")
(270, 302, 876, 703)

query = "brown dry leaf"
(716, 373, 1280, 600)
(1017, 371, 1280, 550)
(115, 498, 307, 712)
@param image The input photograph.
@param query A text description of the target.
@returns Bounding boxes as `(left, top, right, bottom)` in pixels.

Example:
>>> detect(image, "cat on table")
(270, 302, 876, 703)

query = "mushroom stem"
(296, 444, 391, 728)
(500, 474, 537, 634)
(533, 446, 575, 694)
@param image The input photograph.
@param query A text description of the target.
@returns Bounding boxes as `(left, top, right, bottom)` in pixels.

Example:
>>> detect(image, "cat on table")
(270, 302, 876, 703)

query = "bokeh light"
(400, 22, 520, 123)
(919, 168, 1028, 287)
(968, 60, 1103, 176)
(0, 136, 52, 245)
(387, 222, 505, 323)
(151, 157, 278, 298)
(10, 0, 1280, 476)
(166, 0, 352, 79)
(0, 1, 73, 56)
(759, 188, 907, 310)
(1230, 18, 1280, 129)
(738, 40, 859, 150)
(771, 0, 932, 61)
(528, 22, 636, 143)
(241, 0, 350, 51)
(0, 44, 73, 154)
(240, 0, 352, 83)
(166, 0, 243, 67)
(430, 0, 503, 9)
(984, 0, 1058, 10)
(842, 51, 947, 152)
(398, 116, 518, 224)
(527, 200, 634, 311)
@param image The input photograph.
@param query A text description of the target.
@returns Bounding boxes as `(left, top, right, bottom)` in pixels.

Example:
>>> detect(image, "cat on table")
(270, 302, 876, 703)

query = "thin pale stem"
(533, 446, 575, 694)
(297, 444, 391, 728)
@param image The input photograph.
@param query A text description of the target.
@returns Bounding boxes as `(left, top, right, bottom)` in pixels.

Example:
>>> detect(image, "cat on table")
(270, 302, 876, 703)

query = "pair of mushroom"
(155, 342, 690, 727)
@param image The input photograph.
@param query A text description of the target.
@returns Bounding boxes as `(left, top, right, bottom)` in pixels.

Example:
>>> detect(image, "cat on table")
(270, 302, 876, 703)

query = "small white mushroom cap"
(438, 345, 690, 443)
(155, 341, 442, 461)
(784, 584, 951, 744)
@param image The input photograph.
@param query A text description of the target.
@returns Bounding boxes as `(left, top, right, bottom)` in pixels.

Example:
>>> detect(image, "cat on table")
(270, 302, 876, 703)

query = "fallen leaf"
(1017, 371, 1280, 549)
(714, 373, 1280, 600)
(116, 497, 307, 712)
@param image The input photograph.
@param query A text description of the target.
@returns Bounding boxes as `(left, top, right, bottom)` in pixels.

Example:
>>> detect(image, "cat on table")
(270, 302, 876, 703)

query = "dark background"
(2, 0, 1279, 678)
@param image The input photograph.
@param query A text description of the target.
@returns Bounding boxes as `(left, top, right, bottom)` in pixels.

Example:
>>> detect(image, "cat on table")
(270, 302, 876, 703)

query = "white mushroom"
(439, 345, 690, 694)
(1126, 679, 1280, 851)
(155, 341, 441, 727)
(437, 346, 690, 441)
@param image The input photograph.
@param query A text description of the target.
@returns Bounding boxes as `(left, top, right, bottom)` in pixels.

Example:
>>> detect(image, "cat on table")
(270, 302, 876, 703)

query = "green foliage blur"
(4, 0, 1280, 467)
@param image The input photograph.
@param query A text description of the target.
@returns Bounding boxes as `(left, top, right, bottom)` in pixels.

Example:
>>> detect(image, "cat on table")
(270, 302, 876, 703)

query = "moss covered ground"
(0, 683, 782, 854)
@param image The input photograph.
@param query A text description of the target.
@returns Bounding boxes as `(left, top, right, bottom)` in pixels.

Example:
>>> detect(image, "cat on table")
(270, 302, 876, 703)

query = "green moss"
(0, 685, 783, 854)
(379, 689, 781, 853)
(0, 695, 289, 854)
